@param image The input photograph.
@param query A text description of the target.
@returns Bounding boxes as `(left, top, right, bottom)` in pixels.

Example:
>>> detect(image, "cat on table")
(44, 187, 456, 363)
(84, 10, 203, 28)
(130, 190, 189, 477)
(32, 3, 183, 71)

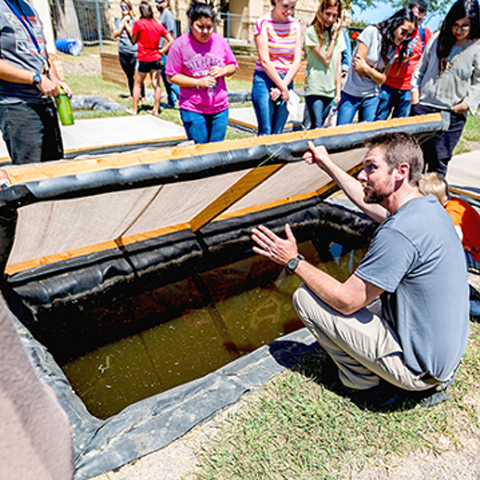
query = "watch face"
(287, 259, 296, 270)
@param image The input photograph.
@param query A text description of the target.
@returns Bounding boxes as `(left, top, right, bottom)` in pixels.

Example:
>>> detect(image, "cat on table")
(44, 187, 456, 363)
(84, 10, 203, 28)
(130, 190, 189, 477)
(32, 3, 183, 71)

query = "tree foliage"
(346, 0, 453, 18)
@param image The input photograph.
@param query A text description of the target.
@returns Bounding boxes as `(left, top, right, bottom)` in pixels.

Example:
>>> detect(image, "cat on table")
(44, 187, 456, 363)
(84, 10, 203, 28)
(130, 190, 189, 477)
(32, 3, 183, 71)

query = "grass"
(193, 320, 480, 479)
(454, 114, 480, 155)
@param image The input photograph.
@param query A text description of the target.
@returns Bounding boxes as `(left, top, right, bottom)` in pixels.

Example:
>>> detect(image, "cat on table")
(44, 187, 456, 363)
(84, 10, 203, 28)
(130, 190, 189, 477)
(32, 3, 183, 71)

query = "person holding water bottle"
(166, 1, 237, 144)
(304, 0, 346, 129)
(0, 0, 72, 164)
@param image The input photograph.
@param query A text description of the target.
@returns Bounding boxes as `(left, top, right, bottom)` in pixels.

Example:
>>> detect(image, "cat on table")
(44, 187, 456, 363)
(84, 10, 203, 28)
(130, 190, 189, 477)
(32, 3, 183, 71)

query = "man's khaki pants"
(293, 285, 438, 392)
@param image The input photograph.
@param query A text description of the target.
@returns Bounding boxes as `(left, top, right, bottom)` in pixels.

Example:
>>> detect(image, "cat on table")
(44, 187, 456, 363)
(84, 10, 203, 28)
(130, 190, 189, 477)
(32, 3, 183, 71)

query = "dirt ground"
(59, 51, 102, 77)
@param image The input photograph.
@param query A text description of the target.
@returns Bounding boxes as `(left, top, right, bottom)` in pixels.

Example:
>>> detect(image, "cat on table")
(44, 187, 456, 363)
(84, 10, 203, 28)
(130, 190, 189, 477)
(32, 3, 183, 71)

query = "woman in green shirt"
(304, 0, 345, 129)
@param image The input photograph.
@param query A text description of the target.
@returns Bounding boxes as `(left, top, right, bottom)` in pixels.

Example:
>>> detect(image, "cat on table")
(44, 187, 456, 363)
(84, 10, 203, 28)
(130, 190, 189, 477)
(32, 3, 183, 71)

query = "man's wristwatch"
(286, 254, 305, 274)
(32, 73, 41, 86)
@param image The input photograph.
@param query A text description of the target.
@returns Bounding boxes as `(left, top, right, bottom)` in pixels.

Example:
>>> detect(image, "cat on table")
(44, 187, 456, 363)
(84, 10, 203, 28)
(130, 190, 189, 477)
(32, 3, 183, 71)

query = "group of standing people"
(113, 0, 177, 116)
(115, 0, 238, 144)
(252, 0, 480, 176)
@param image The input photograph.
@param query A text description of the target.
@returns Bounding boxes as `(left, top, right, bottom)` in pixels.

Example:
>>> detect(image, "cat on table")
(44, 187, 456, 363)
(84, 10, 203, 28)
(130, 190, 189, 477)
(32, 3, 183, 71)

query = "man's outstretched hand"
(251, 223, 298, 266)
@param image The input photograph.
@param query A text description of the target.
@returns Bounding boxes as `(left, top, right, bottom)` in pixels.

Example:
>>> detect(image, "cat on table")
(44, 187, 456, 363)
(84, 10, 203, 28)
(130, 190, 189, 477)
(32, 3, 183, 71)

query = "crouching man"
(251, 132, 469, 407)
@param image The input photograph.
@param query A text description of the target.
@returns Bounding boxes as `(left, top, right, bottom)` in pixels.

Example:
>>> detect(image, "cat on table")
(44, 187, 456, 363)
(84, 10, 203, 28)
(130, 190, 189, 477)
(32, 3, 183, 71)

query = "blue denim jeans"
(180, 108, 229, 144)
(375, 84, 412, 121)
(466, 251, 480, 274)
(305, 95, 333, 129)
(251, 70, 291, 136)
(337, 91, 379, 126)
(411, 103, 466, 176)
(161, 55, 179, 107)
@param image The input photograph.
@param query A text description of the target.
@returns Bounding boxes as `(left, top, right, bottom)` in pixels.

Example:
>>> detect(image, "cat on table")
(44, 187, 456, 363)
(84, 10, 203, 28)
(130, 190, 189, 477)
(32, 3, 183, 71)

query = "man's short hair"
(363, 132, 424, 185)
(418, 172, 450, 204)
(409, 0, 428, 13)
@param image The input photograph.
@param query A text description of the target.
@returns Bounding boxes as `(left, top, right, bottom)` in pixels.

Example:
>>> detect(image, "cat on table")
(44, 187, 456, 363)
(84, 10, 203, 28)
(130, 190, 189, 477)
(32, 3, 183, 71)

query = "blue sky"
(351, 3, 445, 31)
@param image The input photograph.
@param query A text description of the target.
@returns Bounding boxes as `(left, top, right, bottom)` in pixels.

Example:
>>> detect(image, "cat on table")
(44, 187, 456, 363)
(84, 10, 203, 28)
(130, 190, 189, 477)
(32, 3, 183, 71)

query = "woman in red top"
(125, 1, 173, 115)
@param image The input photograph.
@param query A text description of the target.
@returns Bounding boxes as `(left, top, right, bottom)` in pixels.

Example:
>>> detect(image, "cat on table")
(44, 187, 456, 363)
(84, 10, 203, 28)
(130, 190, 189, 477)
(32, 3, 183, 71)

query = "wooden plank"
(450, 186, 480, 202)
(100, 51, 305, 87)
(189, 163, 285, 232)
(100, 51, 151, 87)
(234, 55, 306, 83)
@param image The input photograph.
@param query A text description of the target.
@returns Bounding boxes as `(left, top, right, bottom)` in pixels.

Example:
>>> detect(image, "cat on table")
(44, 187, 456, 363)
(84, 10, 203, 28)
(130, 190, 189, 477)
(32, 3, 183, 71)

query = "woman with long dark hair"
(166, 1, 237, 144)
(304, 0, 346, 129)
(337, 8, 417, 125)
(411, 0, 480, 175)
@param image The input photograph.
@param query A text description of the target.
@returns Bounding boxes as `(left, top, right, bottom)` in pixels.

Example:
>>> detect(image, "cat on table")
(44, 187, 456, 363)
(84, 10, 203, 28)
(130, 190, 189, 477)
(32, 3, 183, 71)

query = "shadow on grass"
(269, 340, 421, 414)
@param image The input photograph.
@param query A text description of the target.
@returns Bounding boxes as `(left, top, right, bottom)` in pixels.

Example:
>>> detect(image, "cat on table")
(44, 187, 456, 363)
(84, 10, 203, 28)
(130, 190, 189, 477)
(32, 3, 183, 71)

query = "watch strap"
(286, 254, 305, 274)
(32, 73, 41, 85)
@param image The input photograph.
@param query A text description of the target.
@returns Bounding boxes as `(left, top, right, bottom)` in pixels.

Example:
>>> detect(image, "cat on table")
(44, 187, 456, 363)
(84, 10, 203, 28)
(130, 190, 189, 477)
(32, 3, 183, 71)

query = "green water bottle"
(55, 87, 74, 126)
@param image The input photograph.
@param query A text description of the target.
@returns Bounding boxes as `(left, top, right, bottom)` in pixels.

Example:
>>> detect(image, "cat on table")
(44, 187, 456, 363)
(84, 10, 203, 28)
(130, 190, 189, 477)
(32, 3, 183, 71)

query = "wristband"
(196, 79, 200, 89)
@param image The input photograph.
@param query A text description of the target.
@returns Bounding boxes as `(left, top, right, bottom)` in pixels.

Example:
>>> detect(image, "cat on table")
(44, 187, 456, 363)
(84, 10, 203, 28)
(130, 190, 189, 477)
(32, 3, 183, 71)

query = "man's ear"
(395, 163, 410, 181)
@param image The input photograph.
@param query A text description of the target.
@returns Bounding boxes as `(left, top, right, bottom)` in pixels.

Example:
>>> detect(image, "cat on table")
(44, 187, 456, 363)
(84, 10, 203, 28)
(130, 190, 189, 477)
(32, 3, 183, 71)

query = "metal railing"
(50, 1, 360, 53)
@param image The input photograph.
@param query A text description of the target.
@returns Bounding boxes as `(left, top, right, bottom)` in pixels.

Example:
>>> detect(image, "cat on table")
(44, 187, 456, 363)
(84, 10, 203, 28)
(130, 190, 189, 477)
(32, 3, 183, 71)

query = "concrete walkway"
(0, 115, 186, 161)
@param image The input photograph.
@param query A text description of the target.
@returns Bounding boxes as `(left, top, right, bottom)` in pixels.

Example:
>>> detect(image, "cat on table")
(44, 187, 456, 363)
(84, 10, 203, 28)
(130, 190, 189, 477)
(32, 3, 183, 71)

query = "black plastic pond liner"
(6, 199, 376, 480)
(15, 301, 319, 480)
(7, 198, 377, 320)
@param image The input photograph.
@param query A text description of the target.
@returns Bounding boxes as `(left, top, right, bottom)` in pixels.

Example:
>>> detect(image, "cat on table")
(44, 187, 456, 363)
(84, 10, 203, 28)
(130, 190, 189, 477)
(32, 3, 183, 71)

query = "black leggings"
(119, 51, 144, 97)
(411, 103, 467, 176)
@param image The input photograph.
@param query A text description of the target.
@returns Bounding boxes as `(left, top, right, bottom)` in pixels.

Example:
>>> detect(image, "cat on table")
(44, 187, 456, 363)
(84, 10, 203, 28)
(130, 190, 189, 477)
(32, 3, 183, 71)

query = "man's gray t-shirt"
(355, 195, 469, 382)
(0, 0, 47, 103)
(343, 25, 393, 99)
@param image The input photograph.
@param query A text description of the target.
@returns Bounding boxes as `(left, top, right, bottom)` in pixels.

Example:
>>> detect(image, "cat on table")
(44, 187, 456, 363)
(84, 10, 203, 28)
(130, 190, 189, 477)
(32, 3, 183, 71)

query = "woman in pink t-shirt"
(166, 1, 237, 144)
(125, 1, 173, 115)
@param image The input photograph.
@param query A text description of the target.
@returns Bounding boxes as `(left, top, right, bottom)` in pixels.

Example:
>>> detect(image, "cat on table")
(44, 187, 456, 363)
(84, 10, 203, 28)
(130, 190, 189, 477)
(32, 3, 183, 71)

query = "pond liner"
(7, 197, 377, 319)
(14, 308, 319, 480)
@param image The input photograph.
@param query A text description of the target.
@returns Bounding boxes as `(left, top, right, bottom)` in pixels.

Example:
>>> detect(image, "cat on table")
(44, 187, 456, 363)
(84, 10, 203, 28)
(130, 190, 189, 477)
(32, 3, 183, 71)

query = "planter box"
(100, 51, 306, 87)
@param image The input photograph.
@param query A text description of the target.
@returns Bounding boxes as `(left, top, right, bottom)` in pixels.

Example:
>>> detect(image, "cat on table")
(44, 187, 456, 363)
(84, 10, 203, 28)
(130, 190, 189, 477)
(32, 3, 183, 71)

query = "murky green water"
(61, 241, 366, 419)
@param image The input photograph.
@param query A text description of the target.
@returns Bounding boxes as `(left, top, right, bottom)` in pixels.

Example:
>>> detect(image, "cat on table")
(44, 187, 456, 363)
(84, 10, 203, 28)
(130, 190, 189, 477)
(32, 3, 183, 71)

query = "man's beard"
(363, 188, 384, 204)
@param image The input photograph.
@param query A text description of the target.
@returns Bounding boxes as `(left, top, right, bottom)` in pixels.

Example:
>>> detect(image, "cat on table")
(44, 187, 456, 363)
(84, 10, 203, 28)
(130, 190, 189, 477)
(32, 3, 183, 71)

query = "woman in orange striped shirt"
(251, 0, 303, 135)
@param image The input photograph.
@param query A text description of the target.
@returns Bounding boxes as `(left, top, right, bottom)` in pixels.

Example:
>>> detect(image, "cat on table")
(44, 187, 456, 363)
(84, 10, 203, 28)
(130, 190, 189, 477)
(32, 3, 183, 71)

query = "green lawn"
(194, 320, 480, 479)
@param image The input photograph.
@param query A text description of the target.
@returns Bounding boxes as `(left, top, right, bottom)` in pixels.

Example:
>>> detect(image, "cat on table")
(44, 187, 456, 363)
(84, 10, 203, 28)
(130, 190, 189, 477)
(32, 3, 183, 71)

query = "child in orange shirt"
(419, 173, 480, 273)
